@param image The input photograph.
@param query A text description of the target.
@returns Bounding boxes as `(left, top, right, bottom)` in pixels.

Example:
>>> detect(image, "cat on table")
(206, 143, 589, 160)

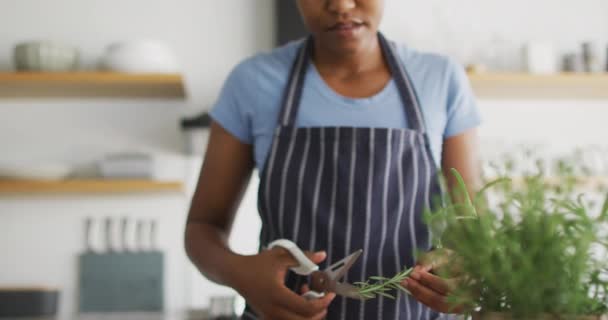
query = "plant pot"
(472, 312, 608, 320)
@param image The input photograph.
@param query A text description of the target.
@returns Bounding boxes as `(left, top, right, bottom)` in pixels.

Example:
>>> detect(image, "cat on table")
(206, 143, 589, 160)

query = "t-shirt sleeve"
(209, 60, 257, 144)
(443, 59, 482, 138)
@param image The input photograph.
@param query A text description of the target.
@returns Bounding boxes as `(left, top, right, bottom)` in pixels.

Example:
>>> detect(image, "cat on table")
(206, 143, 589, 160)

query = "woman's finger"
(274, 286, 335, 317)
(410, 270, 449, 295)
(301, 283, 310, 294)
(272, 248, 327, 269)
(402, 278, 453, 313)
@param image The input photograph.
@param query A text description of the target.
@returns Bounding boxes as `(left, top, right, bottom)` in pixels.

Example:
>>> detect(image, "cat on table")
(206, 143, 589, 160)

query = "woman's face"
(297, 0, 385, 54)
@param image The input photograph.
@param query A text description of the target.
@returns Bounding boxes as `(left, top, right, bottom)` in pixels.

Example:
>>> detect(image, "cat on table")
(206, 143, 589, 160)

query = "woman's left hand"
(401, 248, 466, 314)
(401, 265, 463, 314)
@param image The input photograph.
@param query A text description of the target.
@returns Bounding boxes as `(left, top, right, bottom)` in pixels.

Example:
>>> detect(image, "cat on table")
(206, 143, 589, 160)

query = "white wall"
(0, 0, 275, 162)
(0, 0, 272, 317)
(0, 0, 275, 109)
(1, 1, 606, 170)
(380, 0, 608, 158)
(382, 0, 608, 71)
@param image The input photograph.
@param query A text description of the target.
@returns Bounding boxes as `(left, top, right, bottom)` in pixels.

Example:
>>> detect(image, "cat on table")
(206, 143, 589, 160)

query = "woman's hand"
(232, 248, 336, 320)
(401, 249, 465, 314)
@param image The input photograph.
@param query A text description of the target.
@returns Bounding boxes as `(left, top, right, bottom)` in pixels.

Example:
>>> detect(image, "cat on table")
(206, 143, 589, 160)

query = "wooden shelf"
(0, 179, 184, 194)
(0, 72, 186, 99)
(542, 176, 608, 188)
(490, 176, 608, 189)
(3, 71, 604, 100)
(468, 72, 608, 100)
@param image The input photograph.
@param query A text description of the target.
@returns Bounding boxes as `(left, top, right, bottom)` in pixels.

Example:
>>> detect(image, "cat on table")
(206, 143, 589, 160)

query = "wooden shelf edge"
(0, 71, 184, 81)
(1, 71, 605, 100)
(0, 179, 184, 194)
(467, 72, 608, 79)
(485, 176, 608, 189)
(467, 72, 608, 100)
(0, 72, 187, 99)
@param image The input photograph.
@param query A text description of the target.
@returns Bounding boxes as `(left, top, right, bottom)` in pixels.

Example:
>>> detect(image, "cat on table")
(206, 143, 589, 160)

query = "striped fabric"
(243, 33, 445, 320)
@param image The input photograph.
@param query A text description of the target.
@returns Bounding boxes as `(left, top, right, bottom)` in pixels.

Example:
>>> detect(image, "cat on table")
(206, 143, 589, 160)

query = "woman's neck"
(312, 35, 385, 78)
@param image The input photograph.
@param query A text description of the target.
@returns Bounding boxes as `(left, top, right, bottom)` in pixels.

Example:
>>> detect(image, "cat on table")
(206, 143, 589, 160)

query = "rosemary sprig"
(355, 267, 413, 299)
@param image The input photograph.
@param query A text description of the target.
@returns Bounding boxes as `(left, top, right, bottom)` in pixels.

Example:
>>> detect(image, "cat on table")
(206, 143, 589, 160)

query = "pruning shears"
(268, 239, 368, 301)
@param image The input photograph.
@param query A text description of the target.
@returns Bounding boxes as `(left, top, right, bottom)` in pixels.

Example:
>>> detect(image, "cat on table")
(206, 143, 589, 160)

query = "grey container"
(0, 288, 59, 317)
(78, 251, 164, 312)
(13, 41, 80, 72)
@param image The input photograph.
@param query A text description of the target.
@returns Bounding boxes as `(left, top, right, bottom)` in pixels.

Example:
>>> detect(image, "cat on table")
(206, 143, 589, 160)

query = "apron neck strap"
(377, 33, 427, 133)
(278, 33, 426, 133)
(277, 37, 312, 127)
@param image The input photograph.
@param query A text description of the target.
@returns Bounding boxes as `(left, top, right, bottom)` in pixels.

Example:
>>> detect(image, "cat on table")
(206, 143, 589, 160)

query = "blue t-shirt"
(210, 39, 481, 172)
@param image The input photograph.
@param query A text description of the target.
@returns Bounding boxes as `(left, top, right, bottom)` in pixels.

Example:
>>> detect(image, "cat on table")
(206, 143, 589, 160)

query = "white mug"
(523, 42, 558, 74)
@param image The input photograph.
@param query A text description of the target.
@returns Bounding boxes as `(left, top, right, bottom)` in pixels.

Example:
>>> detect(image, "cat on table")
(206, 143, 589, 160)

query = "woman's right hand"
(232, 248, 336, 320)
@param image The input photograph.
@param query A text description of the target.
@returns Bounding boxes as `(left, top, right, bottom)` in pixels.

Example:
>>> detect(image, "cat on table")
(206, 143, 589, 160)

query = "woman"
(185, 0, 481, 319)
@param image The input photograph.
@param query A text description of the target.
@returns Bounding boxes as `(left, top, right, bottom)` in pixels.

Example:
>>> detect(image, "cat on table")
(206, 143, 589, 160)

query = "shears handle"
(267, 239, 326, 300)
(268, 239, 319, 275)
(302, 291, 325, 300)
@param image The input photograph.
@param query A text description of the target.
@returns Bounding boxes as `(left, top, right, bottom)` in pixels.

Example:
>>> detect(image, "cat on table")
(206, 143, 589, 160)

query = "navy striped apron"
(242, 33, 444, 320)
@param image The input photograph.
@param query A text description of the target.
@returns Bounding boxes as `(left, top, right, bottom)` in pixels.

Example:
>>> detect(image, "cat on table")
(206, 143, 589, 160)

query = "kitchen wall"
(1, 2, 607, 175)
(0, 0, 275, 162)
(1, 0, 608, 318)
(0, 0, 273, 318)
(380, 0, 608, 156)
(0, 193, 190, 316)
(382, 0, 608, 71)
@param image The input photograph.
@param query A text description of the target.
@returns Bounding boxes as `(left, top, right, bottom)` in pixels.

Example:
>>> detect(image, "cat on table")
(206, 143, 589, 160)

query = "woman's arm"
(184, 121, 255, 287)
(403, 128, 482, 314)
(184, 122, 334, 320)
(441, 127, 482, 203)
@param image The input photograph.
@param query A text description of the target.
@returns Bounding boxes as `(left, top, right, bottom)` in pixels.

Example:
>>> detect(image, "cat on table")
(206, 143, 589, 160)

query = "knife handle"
(84, 217, 93, 252)
(136, 219, 145, 252)
(104, 217, 113, 253)
(149, 219, 157, 251)
(120, 217, 129, 252)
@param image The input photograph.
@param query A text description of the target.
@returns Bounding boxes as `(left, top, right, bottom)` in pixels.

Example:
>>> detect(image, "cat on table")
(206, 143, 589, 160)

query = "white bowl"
(101, 40, 179, 73)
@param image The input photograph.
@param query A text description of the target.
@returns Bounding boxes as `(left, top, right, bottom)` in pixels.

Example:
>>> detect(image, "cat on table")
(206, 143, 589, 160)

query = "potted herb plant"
(423, 167, 608, 320)
(355, 157, 608, 319)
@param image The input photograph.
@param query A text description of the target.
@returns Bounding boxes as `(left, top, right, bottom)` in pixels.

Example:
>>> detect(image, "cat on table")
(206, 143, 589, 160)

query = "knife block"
(78, 251, 164, 312)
